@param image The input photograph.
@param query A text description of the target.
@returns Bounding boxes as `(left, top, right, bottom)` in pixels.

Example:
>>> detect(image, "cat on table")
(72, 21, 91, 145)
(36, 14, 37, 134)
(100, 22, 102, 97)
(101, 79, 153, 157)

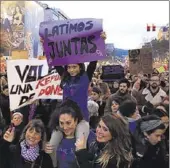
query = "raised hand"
(100, 32, 107, 40)
(45, 142, 54, 154)
(75, 133, 86, 151)
(3, 127, 15, 142)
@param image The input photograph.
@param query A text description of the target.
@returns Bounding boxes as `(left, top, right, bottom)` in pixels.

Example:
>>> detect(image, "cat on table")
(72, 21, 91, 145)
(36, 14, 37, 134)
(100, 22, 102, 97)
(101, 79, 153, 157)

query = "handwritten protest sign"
(129, 48, 152, 75)
(34, 72, 63, 99)
(101, 65, 125, 81)
(157, 66, 165, 73)
(7, 60, 62, 111)
(39, 18, 106, 66)
(140, 48, 152, 74)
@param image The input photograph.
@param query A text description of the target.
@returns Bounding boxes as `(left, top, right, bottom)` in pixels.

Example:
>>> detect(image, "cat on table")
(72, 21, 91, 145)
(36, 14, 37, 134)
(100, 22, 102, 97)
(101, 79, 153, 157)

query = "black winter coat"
(0, 140, 53, 168)
(75, 141, 130, 168)
(132, 141, 168, 168)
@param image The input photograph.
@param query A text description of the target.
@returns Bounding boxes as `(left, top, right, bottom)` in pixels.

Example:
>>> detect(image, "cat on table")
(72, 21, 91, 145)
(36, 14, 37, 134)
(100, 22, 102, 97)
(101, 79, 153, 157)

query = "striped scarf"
(20, 140, 40, 162)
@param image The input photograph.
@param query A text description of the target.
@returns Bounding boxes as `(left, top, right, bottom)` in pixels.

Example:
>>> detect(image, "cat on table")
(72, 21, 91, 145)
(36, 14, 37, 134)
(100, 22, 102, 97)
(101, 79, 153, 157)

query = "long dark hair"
(20, 119, 46, 150)
(48, 99, 83, 132)
(60, 63, 85, 89)
(97, 114, 133, 168)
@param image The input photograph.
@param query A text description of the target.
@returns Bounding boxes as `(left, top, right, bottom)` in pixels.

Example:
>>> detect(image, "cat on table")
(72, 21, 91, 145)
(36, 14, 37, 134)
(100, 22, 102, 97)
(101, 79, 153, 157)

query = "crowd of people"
(0, 32, 169, 168)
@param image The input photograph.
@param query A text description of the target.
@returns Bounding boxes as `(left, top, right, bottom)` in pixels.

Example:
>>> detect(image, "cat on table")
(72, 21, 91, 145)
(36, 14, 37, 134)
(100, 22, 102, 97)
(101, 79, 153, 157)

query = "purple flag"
(39, 18, 106, 66)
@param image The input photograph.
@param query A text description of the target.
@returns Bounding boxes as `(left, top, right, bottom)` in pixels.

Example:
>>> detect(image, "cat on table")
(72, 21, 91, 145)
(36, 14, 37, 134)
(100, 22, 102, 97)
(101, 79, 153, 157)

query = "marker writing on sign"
(44, 20, 94, 38)
(48, 35, 97, 59)
(10, 65, 44, 107)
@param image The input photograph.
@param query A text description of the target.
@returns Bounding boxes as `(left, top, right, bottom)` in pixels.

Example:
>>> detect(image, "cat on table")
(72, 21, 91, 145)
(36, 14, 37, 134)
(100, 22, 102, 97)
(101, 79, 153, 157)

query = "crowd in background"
(0, 33, 169, 168)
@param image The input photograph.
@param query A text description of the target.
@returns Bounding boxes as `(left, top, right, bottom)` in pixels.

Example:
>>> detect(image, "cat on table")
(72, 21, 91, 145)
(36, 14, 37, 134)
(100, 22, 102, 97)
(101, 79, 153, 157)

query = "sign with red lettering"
(35, 73, 63, 99)
(7, 60, 62, 111)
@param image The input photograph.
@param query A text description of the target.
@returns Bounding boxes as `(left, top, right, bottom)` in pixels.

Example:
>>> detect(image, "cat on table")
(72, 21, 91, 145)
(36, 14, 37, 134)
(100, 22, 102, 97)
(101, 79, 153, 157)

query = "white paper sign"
(7, 59, 62, 111)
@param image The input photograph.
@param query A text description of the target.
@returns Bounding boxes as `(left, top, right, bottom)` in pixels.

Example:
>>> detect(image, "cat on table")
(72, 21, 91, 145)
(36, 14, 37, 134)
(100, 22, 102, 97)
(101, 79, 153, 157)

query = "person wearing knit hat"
(132, 115, 167, 168)
(135, 115, 165, 145)
(91, 87, 102, 97)
(8, 112, 24, 145)
(87, 100, 99, 118)
(88, 100, 100, 130)
(11, 112, 23, 127)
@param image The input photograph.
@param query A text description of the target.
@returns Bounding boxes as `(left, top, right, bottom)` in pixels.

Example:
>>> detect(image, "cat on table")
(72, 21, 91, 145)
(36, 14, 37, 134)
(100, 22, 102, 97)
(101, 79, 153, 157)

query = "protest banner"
(34, 72, 63, 99)
(140, 48, 152, 74)
(7, 59, 63, 111)
(100, 65, 125, 81)
(100, 65, 124, 93)
(128, 49, 140, 75)
(157, 66, 165, 73)
(39, 18, 106, 66)
(129, 48, 152, 75)
(7, 59, 49, 111)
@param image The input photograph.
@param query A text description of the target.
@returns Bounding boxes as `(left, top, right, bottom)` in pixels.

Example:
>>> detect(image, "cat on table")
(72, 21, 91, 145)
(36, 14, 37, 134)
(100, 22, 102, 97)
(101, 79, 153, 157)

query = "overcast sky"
(42, 1, 169, 50)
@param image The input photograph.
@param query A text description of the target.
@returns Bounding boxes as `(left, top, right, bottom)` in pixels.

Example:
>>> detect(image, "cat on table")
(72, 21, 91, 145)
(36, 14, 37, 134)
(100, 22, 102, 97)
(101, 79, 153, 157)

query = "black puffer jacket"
(132, 140, 168, 168)
(75, 141, 130, 168)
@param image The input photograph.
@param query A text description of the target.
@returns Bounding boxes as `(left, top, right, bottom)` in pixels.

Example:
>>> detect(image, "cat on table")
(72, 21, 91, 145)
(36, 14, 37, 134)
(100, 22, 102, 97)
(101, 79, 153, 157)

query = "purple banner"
(39, 18, 106, 66)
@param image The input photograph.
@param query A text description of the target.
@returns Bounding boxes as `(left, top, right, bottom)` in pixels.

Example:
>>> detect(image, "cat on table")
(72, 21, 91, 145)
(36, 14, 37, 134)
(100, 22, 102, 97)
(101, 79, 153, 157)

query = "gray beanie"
(140, 119, 163, 132)
(88, 100, 99, 117)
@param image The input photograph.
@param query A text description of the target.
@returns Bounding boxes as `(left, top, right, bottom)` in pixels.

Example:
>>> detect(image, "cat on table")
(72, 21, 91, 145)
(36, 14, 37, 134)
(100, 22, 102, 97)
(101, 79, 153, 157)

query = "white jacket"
(142, 87, 167, 105)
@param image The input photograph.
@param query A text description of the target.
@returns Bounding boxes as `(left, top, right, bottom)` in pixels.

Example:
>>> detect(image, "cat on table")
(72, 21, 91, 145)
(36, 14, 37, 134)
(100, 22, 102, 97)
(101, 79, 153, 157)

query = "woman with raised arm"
(75, 113, 133, 168)
(0, 119, 53, 168)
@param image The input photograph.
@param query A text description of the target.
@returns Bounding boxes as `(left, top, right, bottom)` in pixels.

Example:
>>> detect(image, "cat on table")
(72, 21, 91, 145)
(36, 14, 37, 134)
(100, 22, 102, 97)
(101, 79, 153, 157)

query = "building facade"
(0, 1, 69, 57)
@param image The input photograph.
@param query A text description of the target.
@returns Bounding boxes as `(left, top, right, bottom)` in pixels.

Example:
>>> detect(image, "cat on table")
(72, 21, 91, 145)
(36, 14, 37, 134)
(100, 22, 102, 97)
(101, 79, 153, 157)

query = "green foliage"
(143, 39, 169, 59)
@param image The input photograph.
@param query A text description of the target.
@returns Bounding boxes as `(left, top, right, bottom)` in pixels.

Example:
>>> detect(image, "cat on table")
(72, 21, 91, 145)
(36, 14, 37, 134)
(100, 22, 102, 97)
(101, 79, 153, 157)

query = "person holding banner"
(41, 31, 106, 167)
